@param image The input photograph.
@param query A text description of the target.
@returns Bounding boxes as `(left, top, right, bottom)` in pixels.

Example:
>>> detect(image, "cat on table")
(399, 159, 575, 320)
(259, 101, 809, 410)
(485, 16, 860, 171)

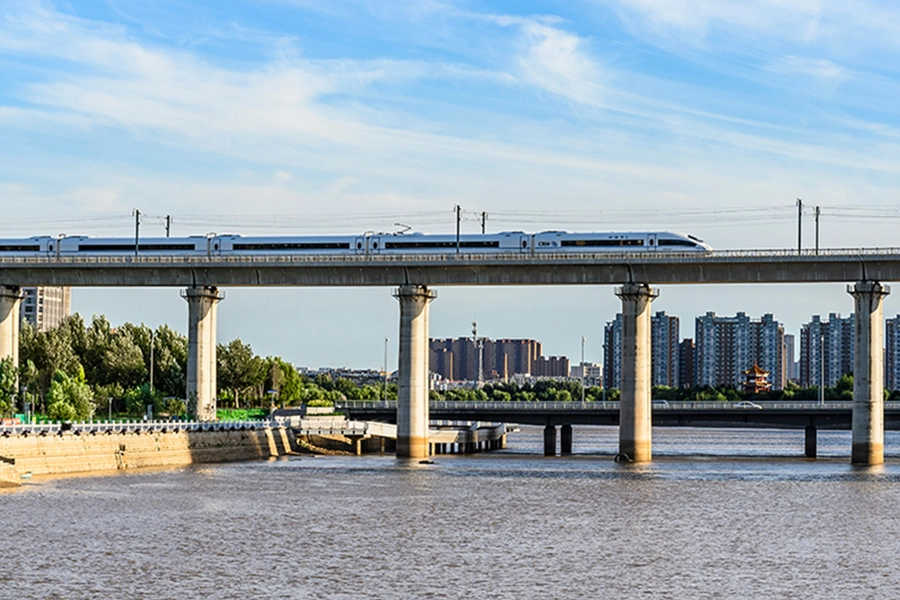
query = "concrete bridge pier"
(560, 424, 573, 455)
(182, 286, 223, 421)
(805, 425, 817, 459)
(0, 286, 25, 371)
(543, 425, 557, 456)
(617, 283, 658, 463)
(849, 281, 890, 465)
(394, 285, 437, 459)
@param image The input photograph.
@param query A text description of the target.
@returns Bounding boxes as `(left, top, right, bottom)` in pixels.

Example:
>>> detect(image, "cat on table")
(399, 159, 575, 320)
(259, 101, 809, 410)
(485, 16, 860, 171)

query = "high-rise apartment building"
(679, 339, 695, 388)
(799, 313, 854, 388)
(694, 312, 785, 390)
(886, 315, 900, 391)
(20, 286, 71, 332)
(651, 311, 680, 387)
(784, 334, 796, 381)
(531, 355, 571, 378)
(429, 337, 564, 381)
(604, 310, 681, 389)
(603, 314, 623, 390)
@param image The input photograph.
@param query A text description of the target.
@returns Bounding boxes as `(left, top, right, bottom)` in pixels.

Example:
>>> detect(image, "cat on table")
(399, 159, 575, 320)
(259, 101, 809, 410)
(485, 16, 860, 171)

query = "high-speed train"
(0, 231, 710, 258)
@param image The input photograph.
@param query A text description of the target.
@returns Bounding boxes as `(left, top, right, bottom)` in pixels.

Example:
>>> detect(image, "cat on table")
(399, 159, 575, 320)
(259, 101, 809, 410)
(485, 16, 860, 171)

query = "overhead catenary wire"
(5, 204, 900, 237)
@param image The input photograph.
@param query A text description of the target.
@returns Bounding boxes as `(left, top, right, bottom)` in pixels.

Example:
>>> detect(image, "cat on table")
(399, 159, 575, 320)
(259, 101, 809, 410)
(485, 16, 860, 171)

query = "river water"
(3, 426, 900, 599)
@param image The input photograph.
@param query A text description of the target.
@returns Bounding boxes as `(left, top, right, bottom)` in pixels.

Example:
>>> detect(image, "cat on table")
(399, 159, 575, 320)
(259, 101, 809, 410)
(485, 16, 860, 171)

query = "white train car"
(532, 231, 710, 252)
(212, 234, 361, 255)
(57, 236, 210, 256)
(371, 231, 531, 254)
(0, 236, 57, 257)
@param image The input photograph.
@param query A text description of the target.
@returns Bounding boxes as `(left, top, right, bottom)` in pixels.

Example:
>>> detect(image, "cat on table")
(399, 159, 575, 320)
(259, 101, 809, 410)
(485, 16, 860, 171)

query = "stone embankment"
(0, 425, 297, 486)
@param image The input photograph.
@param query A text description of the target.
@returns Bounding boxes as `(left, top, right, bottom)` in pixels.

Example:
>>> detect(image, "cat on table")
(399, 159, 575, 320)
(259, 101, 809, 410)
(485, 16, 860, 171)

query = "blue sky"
(4, 0, 900, 368)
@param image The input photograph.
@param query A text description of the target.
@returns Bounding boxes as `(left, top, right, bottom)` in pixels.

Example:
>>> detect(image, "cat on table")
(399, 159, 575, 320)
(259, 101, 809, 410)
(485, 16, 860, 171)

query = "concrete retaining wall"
(0, 427, 297, 479)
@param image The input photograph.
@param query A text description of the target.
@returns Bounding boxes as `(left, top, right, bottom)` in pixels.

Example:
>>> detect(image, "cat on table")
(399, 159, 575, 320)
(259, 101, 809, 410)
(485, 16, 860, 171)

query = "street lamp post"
(819, 330, 825, 407)
(580, 336, 586, 403)
(383, 337, 389, 404)
(149, 329, 154, 393)
(602, 340, 608, 402)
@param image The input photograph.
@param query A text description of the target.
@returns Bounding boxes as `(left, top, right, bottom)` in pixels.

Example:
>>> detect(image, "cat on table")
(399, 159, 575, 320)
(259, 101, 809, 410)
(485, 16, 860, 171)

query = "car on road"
(651, 399, 670, 408)
(735, 401, 763, 409)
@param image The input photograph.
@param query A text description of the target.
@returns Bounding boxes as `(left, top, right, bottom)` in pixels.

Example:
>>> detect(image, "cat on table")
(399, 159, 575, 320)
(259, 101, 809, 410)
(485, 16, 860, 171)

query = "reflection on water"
(2, 426, 900, 599)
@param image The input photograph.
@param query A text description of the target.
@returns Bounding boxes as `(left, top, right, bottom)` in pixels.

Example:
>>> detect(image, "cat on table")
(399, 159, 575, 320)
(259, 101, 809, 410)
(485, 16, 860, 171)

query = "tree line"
(0, 314, 888, 421)
(0, 314, 399, 421)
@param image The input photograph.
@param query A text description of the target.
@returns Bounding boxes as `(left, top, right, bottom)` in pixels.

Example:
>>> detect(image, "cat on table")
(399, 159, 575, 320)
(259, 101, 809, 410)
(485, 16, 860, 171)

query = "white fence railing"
(2, 247, 900, 266)
(0, 419, 278, 436)
(338, 401, 900, 411)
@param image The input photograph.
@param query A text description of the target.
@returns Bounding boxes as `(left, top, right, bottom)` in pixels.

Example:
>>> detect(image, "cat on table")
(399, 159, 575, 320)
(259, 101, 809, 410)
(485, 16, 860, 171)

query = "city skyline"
(5, 2, 900, 368)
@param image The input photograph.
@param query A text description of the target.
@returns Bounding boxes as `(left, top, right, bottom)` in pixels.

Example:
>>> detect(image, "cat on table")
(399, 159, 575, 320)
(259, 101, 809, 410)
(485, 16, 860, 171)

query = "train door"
(207, 236, 223, 257)
(369, 235, 382, 255)
(646, 233, 657, 251)
(519, 234, 531, 253)
(354, 237, 366, 255)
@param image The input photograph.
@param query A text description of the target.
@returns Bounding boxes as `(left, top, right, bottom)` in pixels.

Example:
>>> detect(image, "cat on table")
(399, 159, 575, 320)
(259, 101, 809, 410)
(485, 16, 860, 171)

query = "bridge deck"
(3, 248, 900, 286)
(338, 401, 900, 430)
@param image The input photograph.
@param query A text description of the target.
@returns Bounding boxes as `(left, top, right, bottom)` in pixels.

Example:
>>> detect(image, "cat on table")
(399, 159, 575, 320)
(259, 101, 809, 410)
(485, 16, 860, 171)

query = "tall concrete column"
(0, 286, 25, 374)
(849, 281, 890, 465)
(182, 286, 223, 421)
(393, 284, 436, 458)
(805, 425, 817, 459)
(560, 424, 573, 455)
(617, 283, 658, 463)
(543, 425, 557, 456)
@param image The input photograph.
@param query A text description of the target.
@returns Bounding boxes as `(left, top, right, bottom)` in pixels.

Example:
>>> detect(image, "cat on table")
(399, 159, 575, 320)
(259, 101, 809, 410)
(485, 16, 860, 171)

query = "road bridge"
(1, 247, 898, 463)
(339, 400, 900, 458)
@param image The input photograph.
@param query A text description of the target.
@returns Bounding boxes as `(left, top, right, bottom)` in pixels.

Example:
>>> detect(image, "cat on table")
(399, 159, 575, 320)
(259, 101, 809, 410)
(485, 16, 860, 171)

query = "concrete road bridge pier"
(2, 248, 900, 463)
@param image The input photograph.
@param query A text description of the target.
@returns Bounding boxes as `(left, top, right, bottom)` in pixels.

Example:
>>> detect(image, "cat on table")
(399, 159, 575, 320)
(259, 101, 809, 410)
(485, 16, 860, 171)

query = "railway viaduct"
(1, 248, 899, 464)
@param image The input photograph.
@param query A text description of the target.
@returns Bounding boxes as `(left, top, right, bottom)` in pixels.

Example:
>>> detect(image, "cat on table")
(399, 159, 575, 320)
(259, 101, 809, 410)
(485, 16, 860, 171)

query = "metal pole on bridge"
(796, 198, 803, 255)
(455, 205, 461, 254)
(132, 208, 141, 257)
(815, 206, 820, 256)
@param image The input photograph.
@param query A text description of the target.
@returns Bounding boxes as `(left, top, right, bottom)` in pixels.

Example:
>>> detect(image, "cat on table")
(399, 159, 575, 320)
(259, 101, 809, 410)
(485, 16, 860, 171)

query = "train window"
(214, 244, 219, 250)
(77, 243, 196, 251)
(384, 241, 500, 249)
(0, 245, 40, 252)
(232, 242, 350, 250)
(373, 242, 378, 249)
(560, 239, 643, 247)
(357, 242, 362, 249)
(658, 239, 696, 247)
(522, 240, 528, 247)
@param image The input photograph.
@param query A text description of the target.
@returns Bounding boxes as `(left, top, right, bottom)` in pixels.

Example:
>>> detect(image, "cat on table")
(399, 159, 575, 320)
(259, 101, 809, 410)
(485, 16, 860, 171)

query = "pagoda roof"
(742, 362, 769, 376)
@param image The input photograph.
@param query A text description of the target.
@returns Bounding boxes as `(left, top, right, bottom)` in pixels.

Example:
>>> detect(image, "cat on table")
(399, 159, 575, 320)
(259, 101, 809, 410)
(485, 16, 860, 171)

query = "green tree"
(124, 383, 164, 418)
(149, 325, 188, 398)
(217, 339, 267, 407)
(46, 368, 93, 421)
(278, 362, 304, 404)
(0, 357, 17, 415)
(833, 374, 854, 400)
(102, 334, 147, 389)
(19, 319, 82, 396)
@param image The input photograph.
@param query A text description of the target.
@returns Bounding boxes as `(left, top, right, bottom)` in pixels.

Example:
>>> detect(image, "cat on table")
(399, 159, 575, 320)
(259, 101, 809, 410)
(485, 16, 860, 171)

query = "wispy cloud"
(766, 55, 845, 84)
(516, 22, 604, 105)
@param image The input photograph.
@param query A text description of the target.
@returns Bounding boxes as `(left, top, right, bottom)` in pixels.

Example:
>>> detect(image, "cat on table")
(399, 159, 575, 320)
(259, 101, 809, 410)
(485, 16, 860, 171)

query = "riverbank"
(0, 426, 298, 485)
